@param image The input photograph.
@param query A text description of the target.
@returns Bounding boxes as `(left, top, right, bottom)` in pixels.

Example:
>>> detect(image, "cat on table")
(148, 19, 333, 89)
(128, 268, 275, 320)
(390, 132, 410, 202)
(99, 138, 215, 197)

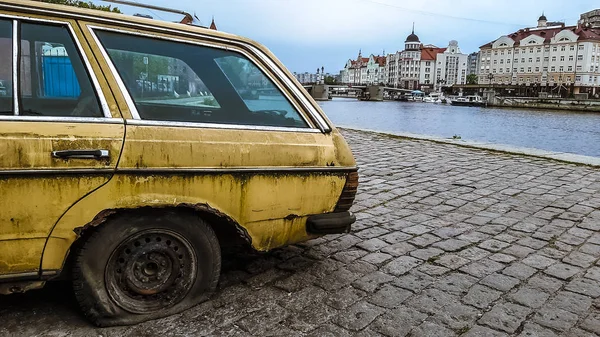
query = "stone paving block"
(462, 325, 509, 337)
(379, 231, 412, 244)
(517, 237, 548, 249)
(460, 259, 505, 278)
(489, 253, 517, 264)
(360, 252, 393, 265)
(314, 268, 361, 291)
(579, 243, 600, 257)
(462, 284, 503, 309)
(408, 233, 442, 248)
(434, 272, 479, 296)
(236, 304, 290, 335)
(517, 323, 559, 337)
(356, 238, 390, 252)
(508, 287, 550, 308)
(304, 324, 352, 337)
(562, 251, 597, 268)
(352, 271, 395, 293)
(332, 249, 368, 264)
(564, 278, 600, 298)
(480, 273, 521, 292)
(283, 302, 337, 333)
(527, 275, 564, 293)
(458, 247, 492, 261)
(544, 263, 582, 280)
(382, 256, 422, 276)
(325, 286, 366, 310)
(534, 307, 579, 332)
(457, 231, 492, 243)
(367, 284, 412, 309)
(521, 254, 557, 269)
(371, 306, 428, 337)
(410, 247, 444, 261)
(410, 322, 456, 337)
(436, 254, 471, 270)
(393, 271, 435, 293)
(334, 301, 385, 332)
(406, 288, 459, 315)
(546, 291, 592, 315)
(581, 312, 600, 335)
(479, 302, 532, 333)
(380, 242, 417, 257)
(502, 244, 536, 258)
(433, 238, 472, 252)
(502, 263, 537, 280)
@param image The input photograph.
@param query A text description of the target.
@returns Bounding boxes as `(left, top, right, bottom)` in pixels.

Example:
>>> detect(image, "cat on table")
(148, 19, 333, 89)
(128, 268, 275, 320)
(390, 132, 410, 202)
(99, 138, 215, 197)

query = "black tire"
(72, 210, 221, 327)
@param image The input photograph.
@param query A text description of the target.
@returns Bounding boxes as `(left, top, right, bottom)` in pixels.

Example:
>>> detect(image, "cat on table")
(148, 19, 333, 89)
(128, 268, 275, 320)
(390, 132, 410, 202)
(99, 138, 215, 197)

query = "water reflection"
(318, 98, 600, 157)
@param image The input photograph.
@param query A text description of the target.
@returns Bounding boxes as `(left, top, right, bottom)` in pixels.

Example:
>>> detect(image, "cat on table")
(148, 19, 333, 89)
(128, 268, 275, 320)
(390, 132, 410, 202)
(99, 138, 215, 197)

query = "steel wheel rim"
(105, 229, 197, 314)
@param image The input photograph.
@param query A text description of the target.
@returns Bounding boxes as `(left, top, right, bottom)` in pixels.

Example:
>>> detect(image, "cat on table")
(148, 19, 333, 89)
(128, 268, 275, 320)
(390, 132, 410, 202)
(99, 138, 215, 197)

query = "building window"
(543, 66, 548, 71)
(553, 46, 557, 52)
(501, 51, 504, 55)
(514, 59, 519, 63)
(528, 58, 533, 62)
(513, 68, 517, 72)
(493, 60, 497, 64)
(507, 59, 511, 63)
(522, 58, 525, 63)
(515, 49, 519, 54)
(536, 57, 540, 62)
(494, 51, 498, 55)
(508, 50, 512, 54)
(529, 48, 534, 53)
(544, 57, 549, 61)
(551, 66, 556, 71)
(560, 56, 565, 61)
(579, 45, 585, 50)
(500, 60, 504, 64)
(537, 47, 541, 52)
(561, 46, 566, 51)
(569, 56, 573, 61)
(568, 66, 573, 71)
(528, 67, 532, 72)
(559, 66, 564, 71)
(570, 45, 575, 51)
(499, 68, 503, 73)
(520, 67, 524, 72)
(551, 56, 556, 61)
(535, 67, 540, 72)
(506, 68, 510, 72)
(576, 75, 581, 81)
(576, 65, 582, 71)
(577, 55, 583, 61)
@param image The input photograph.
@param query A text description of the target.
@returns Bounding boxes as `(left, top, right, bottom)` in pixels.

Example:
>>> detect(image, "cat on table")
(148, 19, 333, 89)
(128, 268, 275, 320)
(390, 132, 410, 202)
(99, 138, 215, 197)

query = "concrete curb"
(337, 126, 600, 168)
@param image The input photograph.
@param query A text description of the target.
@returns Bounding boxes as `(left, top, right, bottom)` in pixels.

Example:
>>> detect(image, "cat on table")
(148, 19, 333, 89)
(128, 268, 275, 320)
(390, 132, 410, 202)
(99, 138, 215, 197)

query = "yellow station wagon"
(0, 0, 358, 326)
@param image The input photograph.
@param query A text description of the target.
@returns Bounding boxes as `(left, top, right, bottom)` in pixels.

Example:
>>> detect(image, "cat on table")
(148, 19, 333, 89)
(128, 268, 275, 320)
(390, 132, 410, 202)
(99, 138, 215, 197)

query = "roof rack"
(103, 0, 204, 26)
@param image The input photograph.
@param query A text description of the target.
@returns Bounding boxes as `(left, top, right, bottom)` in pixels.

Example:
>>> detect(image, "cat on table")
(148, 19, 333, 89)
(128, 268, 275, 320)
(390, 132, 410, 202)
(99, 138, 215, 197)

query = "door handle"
(51, 149, 110, 160)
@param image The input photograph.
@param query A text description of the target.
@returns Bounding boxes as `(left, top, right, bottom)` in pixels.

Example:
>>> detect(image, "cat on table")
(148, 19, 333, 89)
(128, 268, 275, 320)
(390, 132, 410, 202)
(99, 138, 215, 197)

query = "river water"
(318, 98, 600, 158)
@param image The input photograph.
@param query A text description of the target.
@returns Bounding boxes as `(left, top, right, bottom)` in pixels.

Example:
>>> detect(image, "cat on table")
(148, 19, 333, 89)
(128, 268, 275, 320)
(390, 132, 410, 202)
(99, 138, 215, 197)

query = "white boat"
(450, 95, 486, 107)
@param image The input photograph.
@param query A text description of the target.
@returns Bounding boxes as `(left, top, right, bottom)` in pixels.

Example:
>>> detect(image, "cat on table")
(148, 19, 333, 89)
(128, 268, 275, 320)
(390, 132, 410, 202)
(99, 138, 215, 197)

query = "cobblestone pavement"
(3, 129, 600, 336)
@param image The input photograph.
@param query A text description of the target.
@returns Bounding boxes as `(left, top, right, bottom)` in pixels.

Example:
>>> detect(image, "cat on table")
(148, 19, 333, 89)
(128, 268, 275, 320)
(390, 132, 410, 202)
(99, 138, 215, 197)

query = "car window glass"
(96, 30, 309, 128)
(20, 22, 102, 117)
(0, 20, 13, 114)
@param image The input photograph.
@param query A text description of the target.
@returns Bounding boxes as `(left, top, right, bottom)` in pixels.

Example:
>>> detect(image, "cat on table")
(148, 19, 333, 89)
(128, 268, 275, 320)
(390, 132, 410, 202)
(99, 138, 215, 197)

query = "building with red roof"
(341, 50, 387, 85)
(478, 11, 600, 97)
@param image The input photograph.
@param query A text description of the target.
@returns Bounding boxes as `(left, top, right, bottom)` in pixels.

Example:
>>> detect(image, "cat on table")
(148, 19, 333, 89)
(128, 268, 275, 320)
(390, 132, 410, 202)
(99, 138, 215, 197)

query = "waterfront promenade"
(2, 129, 600, 336)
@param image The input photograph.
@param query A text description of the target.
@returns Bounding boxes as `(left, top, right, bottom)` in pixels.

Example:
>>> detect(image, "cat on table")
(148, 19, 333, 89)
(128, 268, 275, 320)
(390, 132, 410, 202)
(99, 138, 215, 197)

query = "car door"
(78, 24, 350, 251)
(0, 15, 124, 279)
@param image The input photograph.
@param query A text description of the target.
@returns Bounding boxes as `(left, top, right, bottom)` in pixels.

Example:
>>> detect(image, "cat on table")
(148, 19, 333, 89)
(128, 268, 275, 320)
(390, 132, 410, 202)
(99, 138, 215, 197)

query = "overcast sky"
(94, 0, 598, 74)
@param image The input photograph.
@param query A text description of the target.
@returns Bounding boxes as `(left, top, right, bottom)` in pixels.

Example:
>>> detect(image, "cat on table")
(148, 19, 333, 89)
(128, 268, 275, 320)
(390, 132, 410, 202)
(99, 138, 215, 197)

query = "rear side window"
(95, 30, 309, 128)
(0, 20, 13, 114)
(19, 22, 102, 117)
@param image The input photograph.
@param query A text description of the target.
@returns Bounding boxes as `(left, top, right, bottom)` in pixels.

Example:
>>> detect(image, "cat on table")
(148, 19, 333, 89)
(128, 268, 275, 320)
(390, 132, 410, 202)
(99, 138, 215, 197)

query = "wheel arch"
(44, 202, 252, 280)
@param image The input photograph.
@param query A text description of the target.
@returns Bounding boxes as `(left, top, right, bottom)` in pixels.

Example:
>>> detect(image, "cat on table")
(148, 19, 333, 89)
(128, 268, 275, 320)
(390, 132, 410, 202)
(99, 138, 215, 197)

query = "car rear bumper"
(306, 211, 356, 234)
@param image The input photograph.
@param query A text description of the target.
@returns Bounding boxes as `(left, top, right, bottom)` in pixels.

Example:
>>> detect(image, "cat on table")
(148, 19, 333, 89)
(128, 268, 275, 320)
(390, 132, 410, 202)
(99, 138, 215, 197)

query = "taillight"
(335, 171, 359, 212)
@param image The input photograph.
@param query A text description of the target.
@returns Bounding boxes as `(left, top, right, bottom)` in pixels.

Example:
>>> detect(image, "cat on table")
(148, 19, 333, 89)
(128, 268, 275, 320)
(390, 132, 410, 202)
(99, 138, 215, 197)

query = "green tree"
(466, 74, 478, 85)
(324, 76, 336, 85)
(35, 0, 121, 13)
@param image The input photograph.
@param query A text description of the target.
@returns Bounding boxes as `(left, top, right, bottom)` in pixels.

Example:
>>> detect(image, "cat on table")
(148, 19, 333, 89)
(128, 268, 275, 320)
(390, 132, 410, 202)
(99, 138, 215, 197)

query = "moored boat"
(450, 95, 486, 107)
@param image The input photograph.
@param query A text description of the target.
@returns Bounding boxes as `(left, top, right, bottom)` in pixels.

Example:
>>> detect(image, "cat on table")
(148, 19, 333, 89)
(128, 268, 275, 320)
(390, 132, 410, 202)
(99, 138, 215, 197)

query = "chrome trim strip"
(0, 13, 112, 118)
(0, 272, 38, 281)
(115, 167, 357, 174)
(0, 166, 357, 176)
(87, 25, 316, 129)
(247, 45, 332, 133)
(126, 119, 321, 133)
(0, 168, 114, 176)
(12, 20, 18, 115)
(0, 116, 123, 124)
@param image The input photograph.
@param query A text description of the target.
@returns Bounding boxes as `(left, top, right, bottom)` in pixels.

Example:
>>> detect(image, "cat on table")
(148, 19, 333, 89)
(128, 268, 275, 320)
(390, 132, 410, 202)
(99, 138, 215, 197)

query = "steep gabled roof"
(480, 25, 600, 48)
(420, 47, 446, 60)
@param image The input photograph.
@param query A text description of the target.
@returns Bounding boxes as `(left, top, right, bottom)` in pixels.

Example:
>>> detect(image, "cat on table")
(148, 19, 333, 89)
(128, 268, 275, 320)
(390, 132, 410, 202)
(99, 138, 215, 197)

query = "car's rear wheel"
(72, 210, 221, 326)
